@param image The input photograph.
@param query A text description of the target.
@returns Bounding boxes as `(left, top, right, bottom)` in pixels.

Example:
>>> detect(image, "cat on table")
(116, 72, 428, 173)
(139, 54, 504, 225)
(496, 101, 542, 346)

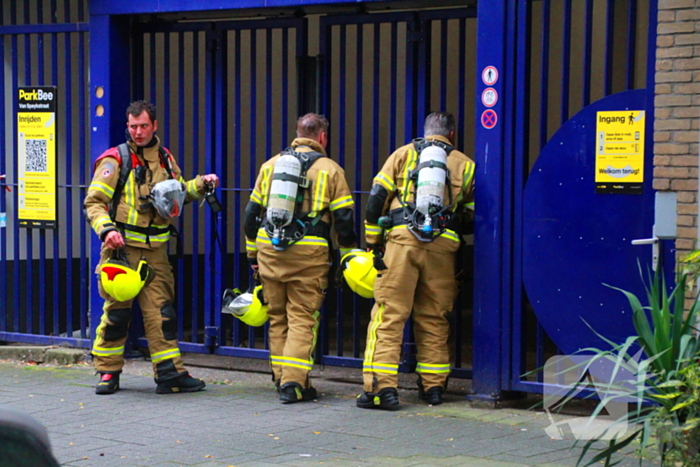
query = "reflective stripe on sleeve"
(364, 223, 382, 236)
(374, 172, 396, 192)
(89, 181, 115, 198)
(329, 195, 354, 211)
(185, 178, 200, 199)
(440, 229, 460, 243)
(91, 215, 112, 231)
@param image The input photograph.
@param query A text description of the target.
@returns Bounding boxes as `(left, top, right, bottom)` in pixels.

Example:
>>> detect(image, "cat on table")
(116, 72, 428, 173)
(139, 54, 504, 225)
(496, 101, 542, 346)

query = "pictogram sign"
(481, 87, 498, 107)
(482, 66, 498, 86)
(481, 109, 498, 129)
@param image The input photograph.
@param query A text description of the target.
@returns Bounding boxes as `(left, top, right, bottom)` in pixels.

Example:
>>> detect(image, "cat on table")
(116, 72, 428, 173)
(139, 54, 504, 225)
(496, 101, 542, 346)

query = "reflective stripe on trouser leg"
(362, 241, 418, 392)
(412, 249, 457, 390)
(264, 276, 287, 385)
(258, 243, 329, 389)
(280, 272, 326, 388)
(136, 246, 187, 382)
(93, 275, 133, 373)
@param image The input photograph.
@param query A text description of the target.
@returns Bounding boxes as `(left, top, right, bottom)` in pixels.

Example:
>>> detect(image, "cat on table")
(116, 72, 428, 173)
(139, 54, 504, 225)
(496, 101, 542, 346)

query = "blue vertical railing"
(134, 18, 306, 359)
(318, 8, 476, 375)
(510, 0, 657, 394)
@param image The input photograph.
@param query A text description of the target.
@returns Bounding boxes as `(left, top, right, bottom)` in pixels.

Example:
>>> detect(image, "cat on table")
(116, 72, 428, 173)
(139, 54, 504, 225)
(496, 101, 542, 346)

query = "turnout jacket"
(84, 136, 206, 250)
(244, 138, 357, 259)
(364, 134, 475, 254)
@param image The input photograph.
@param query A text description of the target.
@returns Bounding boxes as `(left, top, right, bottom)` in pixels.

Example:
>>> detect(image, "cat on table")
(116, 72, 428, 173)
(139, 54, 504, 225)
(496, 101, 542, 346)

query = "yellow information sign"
(17, 86, 57, 228)
(595, 110, 645, 194)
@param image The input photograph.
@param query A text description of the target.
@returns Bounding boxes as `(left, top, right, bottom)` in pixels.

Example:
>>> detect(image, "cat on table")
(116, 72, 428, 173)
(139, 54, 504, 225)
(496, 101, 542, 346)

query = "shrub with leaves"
(546, 265, 700, 467)
(652, 360, 700, 467)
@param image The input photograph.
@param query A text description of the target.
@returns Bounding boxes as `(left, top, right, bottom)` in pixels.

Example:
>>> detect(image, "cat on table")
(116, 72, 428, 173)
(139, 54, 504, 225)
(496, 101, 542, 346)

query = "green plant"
(545, 265, 700, 467)
(652, 360, 700, 466)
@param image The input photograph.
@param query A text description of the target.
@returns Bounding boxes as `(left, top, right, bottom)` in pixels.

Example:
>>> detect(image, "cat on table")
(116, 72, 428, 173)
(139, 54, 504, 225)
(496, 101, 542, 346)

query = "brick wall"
(654, 0, 700, 261)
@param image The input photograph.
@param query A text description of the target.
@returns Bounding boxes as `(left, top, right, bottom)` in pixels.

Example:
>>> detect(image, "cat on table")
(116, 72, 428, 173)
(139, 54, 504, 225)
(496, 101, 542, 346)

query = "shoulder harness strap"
(109, 143, 133, 221)
(158, 147, 177, 180)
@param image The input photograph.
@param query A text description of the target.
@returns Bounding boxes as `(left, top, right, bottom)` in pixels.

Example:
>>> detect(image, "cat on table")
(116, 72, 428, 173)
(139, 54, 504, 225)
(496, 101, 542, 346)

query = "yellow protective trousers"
(257, 243, 329, 389)
(363, 240, 458, 392)
(92, 244, 187, 382)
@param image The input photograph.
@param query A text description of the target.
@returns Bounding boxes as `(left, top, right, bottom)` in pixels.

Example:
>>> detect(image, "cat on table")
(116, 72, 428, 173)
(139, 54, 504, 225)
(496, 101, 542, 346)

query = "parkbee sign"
(17, 86, 58, 229)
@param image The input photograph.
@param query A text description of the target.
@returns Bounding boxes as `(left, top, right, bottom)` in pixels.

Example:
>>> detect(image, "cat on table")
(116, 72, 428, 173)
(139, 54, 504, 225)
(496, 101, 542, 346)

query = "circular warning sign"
(481, 87, 498, 107)
(482, 66, 499, 86)
(481, 109, 498, 129)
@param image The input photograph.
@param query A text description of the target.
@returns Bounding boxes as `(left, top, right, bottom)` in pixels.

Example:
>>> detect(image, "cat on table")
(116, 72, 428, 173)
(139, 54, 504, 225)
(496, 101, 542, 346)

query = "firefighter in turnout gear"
(244, 113, 357, 404)
(358, 112, 475, 410)
(84, 100, 219, 395)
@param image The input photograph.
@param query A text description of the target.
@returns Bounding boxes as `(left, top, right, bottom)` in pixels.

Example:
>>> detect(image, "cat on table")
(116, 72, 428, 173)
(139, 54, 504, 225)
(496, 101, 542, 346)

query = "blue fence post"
(88, 13, 132, 347)
(470, 0, 509, 402)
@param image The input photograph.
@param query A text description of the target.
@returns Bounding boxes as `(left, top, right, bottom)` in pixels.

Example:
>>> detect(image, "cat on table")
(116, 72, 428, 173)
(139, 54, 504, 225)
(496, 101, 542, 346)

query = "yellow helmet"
(340, 250, 377, 299)
(100, 257, 153, 302)
(221, 285, 269, 327)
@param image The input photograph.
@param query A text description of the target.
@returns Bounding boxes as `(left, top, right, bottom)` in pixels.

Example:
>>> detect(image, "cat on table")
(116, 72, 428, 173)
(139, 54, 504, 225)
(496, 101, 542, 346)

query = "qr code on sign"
(25, 139, 48, 173)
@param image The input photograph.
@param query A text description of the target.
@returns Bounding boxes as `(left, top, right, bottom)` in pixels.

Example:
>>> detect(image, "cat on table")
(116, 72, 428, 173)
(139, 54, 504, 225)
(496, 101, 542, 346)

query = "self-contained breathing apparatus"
(378, 138, 454, 242)
(263, 147, 326, 251)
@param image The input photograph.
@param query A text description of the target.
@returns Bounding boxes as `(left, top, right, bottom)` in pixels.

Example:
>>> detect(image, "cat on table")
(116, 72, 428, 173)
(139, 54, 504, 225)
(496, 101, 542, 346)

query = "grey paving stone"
(0, 358, 665, 467)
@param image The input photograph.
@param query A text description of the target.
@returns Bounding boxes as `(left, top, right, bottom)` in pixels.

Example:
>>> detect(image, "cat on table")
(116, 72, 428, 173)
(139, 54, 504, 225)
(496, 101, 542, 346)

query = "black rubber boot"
(279, 382, 318, 403)
(95, 372, 120, 395)
(155, 373, 206, 394)
(419, 386, 444, 405)
(356, 387, 400, 411)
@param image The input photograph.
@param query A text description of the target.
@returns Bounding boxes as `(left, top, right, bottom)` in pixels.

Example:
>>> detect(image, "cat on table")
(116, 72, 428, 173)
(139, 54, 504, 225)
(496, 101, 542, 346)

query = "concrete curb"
(0, 345, 87, 366)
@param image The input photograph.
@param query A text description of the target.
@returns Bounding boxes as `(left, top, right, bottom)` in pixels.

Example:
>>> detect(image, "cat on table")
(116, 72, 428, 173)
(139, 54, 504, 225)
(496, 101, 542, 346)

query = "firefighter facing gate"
(243, 113, 358, 404)
(358, 112, 475, 410)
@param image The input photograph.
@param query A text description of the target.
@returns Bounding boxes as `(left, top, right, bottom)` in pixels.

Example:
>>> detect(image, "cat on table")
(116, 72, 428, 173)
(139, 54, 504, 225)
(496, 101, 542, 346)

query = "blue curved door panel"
(523, 89, 654, 355)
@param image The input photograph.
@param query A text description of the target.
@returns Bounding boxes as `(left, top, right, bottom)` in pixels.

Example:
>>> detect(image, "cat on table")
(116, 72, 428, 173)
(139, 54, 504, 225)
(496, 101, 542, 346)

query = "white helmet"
(150, 179, 186, 218)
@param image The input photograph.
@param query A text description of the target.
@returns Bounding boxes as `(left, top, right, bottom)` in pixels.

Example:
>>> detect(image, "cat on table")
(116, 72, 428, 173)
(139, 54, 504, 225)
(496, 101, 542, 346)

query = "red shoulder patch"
(93, 147, 122, 173)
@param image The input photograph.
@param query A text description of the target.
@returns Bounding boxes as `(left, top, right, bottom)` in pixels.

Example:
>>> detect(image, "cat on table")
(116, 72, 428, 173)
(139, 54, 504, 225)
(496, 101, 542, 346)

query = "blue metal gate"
(503, 0, 660, 396)
(131, 8, 480, 377)
(131, 17, 309, 357)
(0, 0, 91, 348)
(318, 8, 478, 376)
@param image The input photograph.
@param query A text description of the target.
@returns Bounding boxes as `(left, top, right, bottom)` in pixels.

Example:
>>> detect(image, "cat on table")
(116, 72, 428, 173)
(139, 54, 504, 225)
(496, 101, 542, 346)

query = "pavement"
(0, 346, 660, 467)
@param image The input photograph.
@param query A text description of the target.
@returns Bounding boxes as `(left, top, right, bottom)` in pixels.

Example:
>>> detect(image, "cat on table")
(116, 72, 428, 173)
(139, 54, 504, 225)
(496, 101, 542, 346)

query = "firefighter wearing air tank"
(358, 112, 475, 410)
(244, 113, 357, 404)
(84, 100, 219, 395)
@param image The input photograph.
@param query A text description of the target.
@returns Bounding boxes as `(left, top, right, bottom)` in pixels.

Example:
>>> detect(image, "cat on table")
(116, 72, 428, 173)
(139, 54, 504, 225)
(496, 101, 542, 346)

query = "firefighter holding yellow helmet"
(244, 113, 357, 403)
(358, 112, 475, 410)
(84, 100, 218, 395)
